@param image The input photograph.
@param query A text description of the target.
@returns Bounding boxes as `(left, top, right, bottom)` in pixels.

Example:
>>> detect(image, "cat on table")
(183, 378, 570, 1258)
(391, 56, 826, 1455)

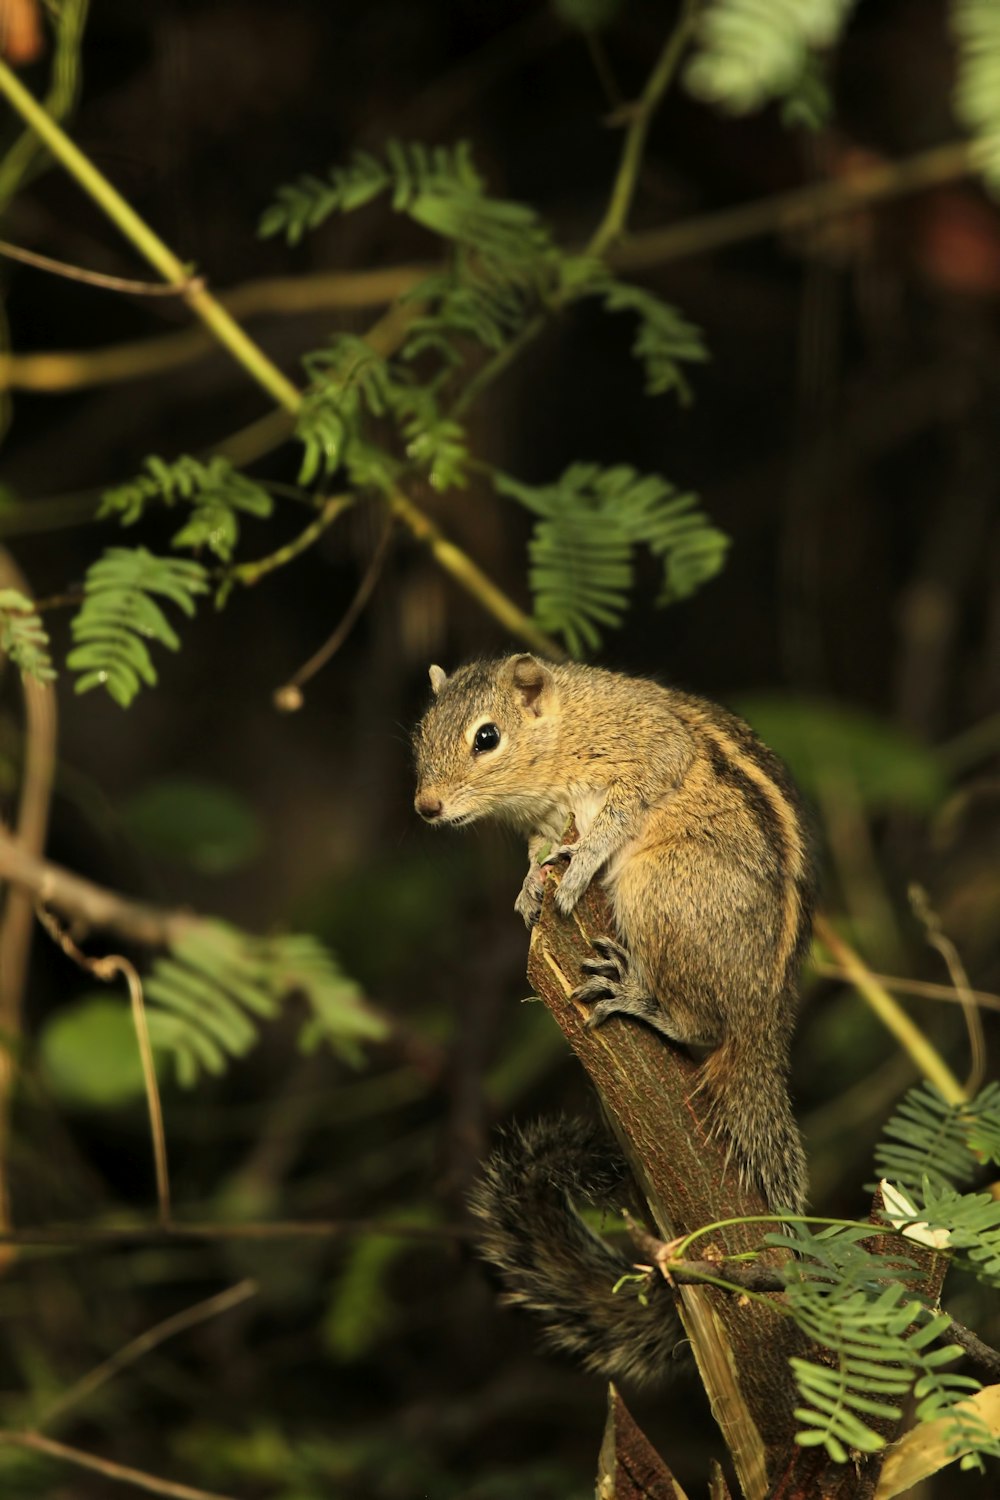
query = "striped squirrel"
(413, 653, 815, 1381)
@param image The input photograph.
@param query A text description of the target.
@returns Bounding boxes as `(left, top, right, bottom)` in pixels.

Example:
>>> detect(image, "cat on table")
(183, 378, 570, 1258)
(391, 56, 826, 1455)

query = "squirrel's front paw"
(536, 844, 583, 916)
(514, 867, 545, 928)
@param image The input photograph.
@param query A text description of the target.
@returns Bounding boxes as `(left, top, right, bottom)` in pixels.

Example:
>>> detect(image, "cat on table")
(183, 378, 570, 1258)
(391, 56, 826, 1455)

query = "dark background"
(0, 1, 998, 1495)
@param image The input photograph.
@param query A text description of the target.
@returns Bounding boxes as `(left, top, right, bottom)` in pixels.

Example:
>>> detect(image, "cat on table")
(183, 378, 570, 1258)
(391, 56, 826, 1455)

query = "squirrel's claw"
(539, 843, 574, 868)
(581, 937, 629, 977)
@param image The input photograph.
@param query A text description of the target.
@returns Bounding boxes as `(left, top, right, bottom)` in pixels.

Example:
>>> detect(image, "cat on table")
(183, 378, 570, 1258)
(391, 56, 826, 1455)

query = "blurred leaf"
(735, 696, 950, 812)
(39, 994, 150, 1107)
(685, 0, 856, 114)
(551, 0, 621, 32)
(146, 921, 384, 1088)
(121, 776, 264, 875)
(323, 1233, 406, 1361)
(952, 0, 1000, 196)
(0, 588, 57, 686)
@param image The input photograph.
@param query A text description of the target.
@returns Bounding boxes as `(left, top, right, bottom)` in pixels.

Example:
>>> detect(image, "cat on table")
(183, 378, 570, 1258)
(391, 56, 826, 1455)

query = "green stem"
(0, 0, 90, 211)
(452, 3, 699, 423)
(0, 58, 566, 657)
(672, 1213, 914, 1263)
(0, 56, 301, 416)
(229, 494, 353, 588)
(815, 916, 967, 1106)
(587, 0, 701, 258)
(451, 312, 546, 421)
(387, 486, 564, 658)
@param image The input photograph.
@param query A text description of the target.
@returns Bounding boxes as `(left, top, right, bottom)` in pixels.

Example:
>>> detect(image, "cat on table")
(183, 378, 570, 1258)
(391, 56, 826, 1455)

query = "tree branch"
(526, 869, 803, 1500)
(0, 832, 192, 948)
(0, 1429, 238, 1500)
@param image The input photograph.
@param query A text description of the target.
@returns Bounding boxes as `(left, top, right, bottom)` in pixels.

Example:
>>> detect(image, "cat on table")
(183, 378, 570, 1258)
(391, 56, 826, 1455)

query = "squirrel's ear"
(510, 654, 551, 716)
(428, 664, 448, 696)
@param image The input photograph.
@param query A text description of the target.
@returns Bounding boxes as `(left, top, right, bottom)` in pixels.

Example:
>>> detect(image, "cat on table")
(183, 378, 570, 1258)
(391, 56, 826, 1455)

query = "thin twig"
(0, 53, 300, 413)
(587, 0, 700, 257)
(0, 237, 205, 295)
(0, 140, 976, 397)
(814, 915, 966, 1106)
(36, 1279, 258, 1428)
(945, 1318, 1000, 1382)
(640, 1244, 1000, 1380)
(611, 139, 975, 274)
(387, 485, 564, 657)
(909, 884, 987, 1097)
(0, 1429, 237, 1500)
(0, 1217, 467, 1247)
(812, 961, 1000, 1014)
(229, 492, 354, 589)
(274, 511, 394, 709)
(34, 909, 171, 1224)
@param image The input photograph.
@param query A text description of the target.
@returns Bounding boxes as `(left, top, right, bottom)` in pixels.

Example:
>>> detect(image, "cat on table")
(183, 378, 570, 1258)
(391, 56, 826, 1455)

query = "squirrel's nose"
(415, 792, 443, 821)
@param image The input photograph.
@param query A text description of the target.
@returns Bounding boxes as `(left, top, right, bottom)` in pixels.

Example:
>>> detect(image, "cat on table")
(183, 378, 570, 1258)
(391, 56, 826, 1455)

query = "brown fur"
(414, 654, 816, 1214)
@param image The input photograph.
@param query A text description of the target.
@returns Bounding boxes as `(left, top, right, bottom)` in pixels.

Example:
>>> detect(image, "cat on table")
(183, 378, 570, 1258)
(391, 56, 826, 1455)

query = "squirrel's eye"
(473, 723, 501, 754)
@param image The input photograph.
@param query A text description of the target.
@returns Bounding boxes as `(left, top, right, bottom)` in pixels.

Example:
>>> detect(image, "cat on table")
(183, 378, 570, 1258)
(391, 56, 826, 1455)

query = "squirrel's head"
(413, 654, 560, 830)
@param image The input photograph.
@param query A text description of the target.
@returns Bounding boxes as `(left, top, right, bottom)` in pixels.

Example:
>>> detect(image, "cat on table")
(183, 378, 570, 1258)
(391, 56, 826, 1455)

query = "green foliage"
(39, 993, 150, 1108)
(951, 0, 1000, 194)
(767, 1222, 993, 1468)
(121, 776, 264, 875)
(324, 1229, 417, 1361)
(296, 333, 469, 493)
(296, 335, 404, 487)
(0, 588, 56, 686)
(873, 1082, 1000, 1197)
(918, 1181, 1000, 1291)
(100, 455, 273, 563)
(67, 548, 208, 707)
(734, 695, 950, 812)
(145, 921, 386, 1087)
(759, 1083, 1000, 1470)
(551, 0, 621, 32)
(260, 140, 553, 275)
(685, 0, 856, 114)
(495, 463, 728, 654)
(559, 259, 708, 402)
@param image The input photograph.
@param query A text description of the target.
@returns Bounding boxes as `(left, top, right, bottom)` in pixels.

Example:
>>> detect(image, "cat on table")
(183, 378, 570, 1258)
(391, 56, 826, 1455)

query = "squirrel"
(413, 652, 816, 1382)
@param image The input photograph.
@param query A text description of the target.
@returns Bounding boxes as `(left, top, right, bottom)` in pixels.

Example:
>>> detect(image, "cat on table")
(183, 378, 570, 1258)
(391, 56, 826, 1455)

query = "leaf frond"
(873, 1081, 1000, 1197)
(952, 0, 1000, 195)
(101, 455, 273, 563)
(0, 588, 57, 686)
(146, 922, 387, 1087)
(685, 0, 857, 114)
(495, 463, 728, 654)
(67, 548, 209, 707)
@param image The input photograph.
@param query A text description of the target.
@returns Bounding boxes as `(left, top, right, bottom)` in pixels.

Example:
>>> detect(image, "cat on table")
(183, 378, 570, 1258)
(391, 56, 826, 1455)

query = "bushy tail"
(469, 1116, 682, 1387)
(700, 1017, 807, 1215)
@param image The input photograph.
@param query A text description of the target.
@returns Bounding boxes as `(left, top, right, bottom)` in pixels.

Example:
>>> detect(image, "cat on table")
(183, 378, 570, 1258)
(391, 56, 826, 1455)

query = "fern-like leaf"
(495, 464, 728, 654)
(0, 589, 56, 686)
(296, 335, 406, 486)
(145, 922, 386, 1086)
(559, 261, 708, 403)
(759, 1212, 1000, 1470)
(68, 548, 209, 708)
(951, 0, 1000, 194)
(261, 140, 554, 275)
(101, 455, 273, 563)
(874, 1082, 1000, 1198)
(685, 0, 857, 114)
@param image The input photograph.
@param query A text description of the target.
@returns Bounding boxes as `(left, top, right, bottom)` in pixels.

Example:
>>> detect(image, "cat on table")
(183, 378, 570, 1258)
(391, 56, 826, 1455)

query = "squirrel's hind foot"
(574, 939, 672, 1036)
